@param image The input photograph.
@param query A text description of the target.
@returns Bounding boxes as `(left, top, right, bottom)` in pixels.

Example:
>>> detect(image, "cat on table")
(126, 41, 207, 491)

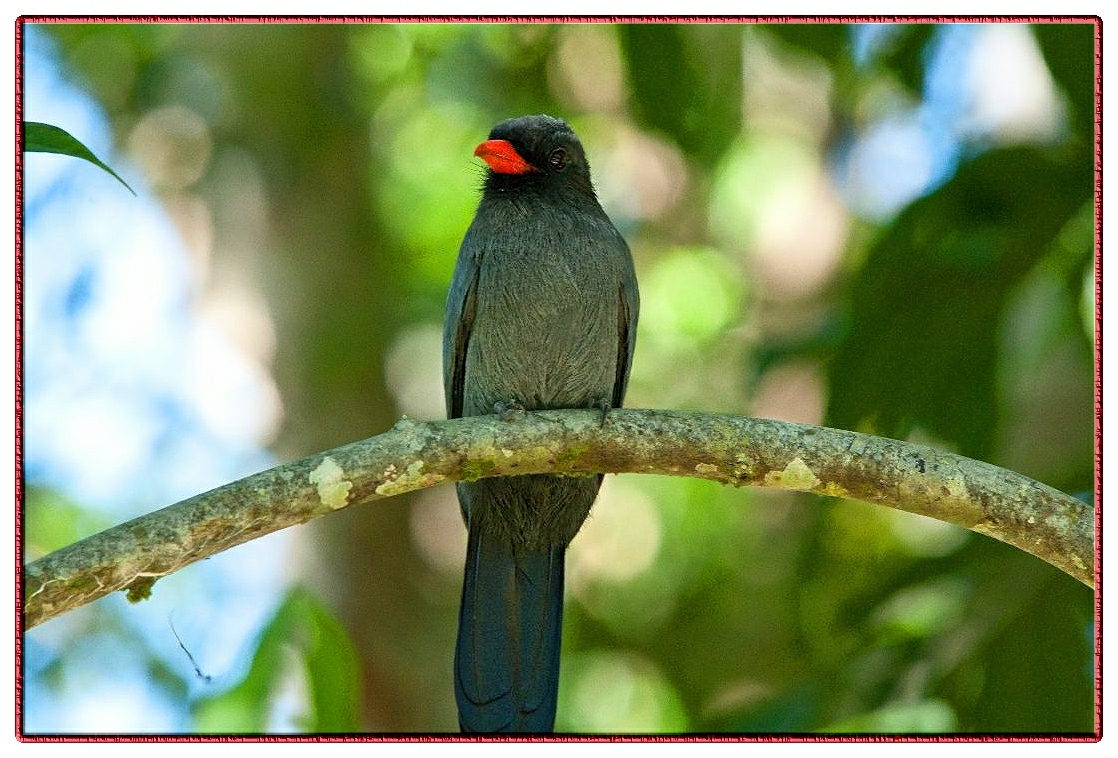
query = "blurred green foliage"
(828, 145, 1093, 458)
(23, 486, 113, 559)
(30, 20, 1095, 734)
(192, 587, 362, 732)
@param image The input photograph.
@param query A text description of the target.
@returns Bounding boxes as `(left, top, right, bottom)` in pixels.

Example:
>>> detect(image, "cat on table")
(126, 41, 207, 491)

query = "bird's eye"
(547, 148, 568, 172)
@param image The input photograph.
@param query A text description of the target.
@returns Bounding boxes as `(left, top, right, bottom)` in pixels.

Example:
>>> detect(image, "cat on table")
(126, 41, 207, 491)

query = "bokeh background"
(20, 20, 1096, 734)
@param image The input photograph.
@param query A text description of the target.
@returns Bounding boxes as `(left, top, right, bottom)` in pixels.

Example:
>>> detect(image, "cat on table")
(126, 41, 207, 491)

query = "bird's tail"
(454, 526, 565, 733)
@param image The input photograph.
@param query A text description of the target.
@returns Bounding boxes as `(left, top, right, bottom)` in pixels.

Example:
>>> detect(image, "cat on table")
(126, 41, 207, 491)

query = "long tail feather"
(455, 527, 565, 733)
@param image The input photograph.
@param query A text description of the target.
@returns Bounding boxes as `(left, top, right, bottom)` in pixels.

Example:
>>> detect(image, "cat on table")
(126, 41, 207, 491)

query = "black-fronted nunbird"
(442, 115, 639, 732)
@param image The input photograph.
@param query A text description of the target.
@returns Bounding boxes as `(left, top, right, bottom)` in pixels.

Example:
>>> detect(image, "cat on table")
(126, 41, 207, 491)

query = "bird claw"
(494, 400, 526, 422)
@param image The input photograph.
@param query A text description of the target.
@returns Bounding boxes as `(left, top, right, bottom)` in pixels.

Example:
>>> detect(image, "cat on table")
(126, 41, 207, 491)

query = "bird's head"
(474, 115, 595, 199)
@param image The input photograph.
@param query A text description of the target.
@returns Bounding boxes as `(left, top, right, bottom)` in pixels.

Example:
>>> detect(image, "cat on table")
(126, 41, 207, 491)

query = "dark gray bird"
(443, 115, 639, 732)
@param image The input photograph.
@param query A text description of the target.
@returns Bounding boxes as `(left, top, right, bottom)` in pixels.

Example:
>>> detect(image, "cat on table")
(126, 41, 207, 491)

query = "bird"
(442, 115, 639, 732)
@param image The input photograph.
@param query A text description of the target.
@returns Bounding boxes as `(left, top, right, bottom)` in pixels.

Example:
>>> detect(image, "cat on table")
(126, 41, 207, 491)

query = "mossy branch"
(22, 409, 1095, 630)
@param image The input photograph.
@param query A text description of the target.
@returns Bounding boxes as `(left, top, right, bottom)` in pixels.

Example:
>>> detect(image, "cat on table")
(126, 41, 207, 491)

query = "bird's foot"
(595, 399, 612, 428)
(494, 400, 526, 422)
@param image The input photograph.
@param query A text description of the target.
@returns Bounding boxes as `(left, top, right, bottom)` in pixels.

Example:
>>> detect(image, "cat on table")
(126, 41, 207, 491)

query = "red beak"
(474, 139, 538, 175)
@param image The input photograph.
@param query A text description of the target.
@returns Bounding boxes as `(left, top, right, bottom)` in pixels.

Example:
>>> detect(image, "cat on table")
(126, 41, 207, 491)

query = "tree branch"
(22, 409, 1095, 629)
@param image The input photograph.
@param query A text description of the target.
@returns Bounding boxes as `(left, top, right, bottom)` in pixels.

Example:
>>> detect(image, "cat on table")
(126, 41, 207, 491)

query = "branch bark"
(22, 409, 1095, 629)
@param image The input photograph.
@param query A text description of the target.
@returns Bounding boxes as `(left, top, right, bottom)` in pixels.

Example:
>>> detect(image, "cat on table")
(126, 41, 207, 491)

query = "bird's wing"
(443, 242, 481, 421)
(612, 240, 640, 410)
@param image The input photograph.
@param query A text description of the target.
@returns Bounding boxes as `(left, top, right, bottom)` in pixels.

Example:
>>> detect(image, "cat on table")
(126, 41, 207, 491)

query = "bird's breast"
(462, 239, 619, 414)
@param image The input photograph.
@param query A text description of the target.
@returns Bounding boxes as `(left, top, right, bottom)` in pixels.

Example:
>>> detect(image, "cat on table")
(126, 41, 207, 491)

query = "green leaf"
(192, 586, 362, 733)
(24, 121, 136, 195)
